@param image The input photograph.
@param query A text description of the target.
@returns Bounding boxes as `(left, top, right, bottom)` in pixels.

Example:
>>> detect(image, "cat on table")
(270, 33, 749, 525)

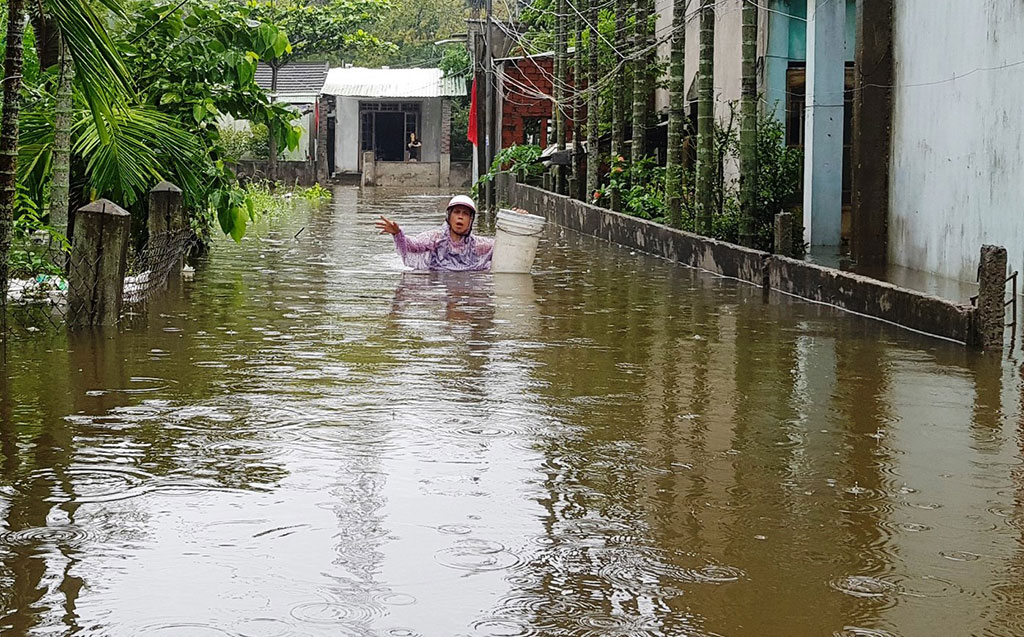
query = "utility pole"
(472, 13, 487, 193)
(484, 0, 495, 210)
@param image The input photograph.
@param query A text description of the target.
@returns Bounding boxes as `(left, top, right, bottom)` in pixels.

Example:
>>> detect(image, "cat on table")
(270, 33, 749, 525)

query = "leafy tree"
(16, 0, 305, 242)
(243, 0, 393, 179)
(354, 0, 466, 68)
(104, 0, 301, 237)
(1, 0, 131, 301)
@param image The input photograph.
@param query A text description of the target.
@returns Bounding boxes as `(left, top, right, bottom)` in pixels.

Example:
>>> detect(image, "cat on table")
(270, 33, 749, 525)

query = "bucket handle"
(496, 222, 544, 238)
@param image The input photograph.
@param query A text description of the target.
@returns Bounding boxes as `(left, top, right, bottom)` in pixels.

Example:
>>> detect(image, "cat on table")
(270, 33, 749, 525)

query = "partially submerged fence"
(2, 181, 196, 341)
(496, 174, 1010, 350)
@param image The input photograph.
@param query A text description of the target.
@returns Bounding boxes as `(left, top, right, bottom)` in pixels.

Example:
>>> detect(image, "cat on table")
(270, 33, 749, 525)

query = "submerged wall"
(890, 0, 1024, 282)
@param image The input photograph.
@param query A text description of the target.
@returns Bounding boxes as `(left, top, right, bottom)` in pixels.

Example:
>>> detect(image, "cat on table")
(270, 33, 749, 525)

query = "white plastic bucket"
(492, 209, 546, 273)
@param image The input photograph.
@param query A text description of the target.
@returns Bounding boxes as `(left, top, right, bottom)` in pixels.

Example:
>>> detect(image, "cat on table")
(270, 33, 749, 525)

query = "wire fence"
(1, 228, 197, 344)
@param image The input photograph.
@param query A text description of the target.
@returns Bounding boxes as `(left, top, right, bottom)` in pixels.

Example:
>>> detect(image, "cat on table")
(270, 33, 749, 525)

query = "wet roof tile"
(254, 62, 330, 95)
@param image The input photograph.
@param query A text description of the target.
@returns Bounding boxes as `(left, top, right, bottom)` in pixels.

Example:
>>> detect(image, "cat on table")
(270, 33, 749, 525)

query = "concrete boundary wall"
(497, 174, 979, 346)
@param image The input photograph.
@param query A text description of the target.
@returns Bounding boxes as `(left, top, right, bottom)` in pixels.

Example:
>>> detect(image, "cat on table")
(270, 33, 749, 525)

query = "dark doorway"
(375, 112, 405, 161)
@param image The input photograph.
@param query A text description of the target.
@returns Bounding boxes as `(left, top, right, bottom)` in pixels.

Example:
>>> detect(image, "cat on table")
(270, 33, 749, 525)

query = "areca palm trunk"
(554, 0, 567, 194)
(50, 34, 74, 239)
(665, 0, 687, 228)
(609, 0, 626, 211)
(572, 10, 583, 199)
(738, 0, 757, 246)
(585, 0, 599, 200)
(630, 0, 649, 166)
(0, 0, 27, 302)
(696, 0, 715, 235)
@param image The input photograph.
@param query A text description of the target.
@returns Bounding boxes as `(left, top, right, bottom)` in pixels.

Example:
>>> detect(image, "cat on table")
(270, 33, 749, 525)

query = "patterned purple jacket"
(392, 223, 495, 271)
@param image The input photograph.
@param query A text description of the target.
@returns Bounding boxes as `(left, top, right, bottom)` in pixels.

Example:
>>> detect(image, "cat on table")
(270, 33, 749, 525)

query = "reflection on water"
(1, 187, 1024, 635)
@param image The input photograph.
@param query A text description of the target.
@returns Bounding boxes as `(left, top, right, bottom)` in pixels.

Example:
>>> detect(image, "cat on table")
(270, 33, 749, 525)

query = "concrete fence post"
(67, 199, 130, 327)
(362, 151, 376, 187)
(149, 180, 183, 232)
(149, 181, 185, 276)
(774, 212, 793, 257)
(977, 244, 1008, 350)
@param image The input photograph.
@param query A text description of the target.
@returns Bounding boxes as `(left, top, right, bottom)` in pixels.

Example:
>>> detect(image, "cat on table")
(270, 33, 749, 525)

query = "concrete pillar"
(361, 151, 376, 186)
(977, 245, 1007, 350)
(148, 181, 183, 235)
(774, 212, 793, 257)
(149, 181, 185, 276)
(802, 0, 846, 247)
(67, 199, 130, 327)
(440, 98, 452, 187)
(851, 0, 893, 265)
(316, 97, 330, 183)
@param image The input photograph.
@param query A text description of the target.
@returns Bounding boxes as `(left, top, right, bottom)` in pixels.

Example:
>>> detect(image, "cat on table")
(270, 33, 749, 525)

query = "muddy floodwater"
(2, 187, 1024, 636)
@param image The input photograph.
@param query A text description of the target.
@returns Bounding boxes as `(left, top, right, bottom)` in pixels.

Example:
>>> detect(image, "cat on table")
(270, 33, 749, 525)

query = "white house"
(322, 67, 468, 187)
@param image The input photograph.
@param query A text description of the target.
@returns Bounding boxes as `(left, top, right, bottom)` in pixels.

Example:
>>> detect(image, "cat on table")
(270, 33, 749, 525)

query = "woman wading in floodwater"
(376, 195, 495, 271)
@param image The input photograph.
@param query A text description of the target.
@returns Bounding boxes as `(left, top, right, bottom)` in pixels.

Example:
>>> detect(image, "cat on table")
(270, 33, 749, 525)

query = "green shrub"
(218, 123, 270, 161)
(473, 144, 544, 198)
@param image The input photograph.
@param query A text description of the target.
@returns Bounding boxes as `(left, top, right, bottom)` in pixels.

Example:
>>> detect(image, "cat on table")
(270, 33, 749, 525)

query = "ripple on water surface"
(434, 539, 522, 573)
(1, 525, 91, 547)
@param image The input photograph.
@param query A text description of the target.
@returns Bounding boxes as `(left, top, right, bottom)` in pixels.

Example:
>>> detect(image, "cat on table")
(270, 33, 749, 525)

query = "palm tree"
(609, 0, 626, 211)
(738, 0, 757, 246)
(630, 0, 649, 166)
(696, 0, 715, 235)
(1, 0, 131, 299)
(572, 9, 583, 200)
(584, 0, 599, 200)
(0, 0, 27, 302)
(50, 35, 73, 238)
(554, 0, 567, 194)
(665, 0, 687, 228)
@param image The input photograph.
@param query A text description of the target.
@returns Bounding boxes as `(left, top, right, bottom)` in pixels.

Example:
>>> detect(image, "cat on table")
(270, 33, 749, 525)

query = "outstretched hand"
(375, 215, 400, 235)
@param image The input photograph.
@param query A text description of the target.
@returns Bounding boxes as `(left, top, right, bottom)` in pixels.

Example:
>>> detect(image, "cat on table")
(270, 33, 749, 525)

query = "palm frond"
(71, 105, 204, 206)
(44, 0, 132, 142)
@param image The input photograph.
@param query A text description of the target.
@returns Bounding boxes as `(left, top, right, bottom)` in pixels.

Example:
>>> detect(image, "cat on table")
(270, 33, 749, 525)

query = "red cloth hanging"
(467, 78, 478, 146)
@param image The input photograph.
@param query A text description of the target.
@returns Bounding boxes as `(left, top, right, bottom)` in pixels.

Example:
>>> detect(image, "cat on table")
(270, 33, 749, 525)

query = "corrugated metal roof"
(322, 67, 467, 98)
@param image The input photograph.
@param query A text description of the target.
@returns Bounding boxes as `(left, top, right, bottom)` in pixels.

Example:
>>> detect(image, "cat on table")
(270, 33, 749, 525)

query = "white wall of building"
(652, 0, 743, 118)
(333, 97, 444, 173)
(891, 0, 1024, 282)
(335, 97, 361, 173)
(420, 98, 442, 163)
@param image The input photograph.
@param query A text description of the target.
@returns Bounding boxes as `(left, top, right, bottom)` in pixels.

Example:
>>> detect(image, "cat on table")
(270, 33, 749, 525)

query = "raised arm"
(376, 216, 439, 269)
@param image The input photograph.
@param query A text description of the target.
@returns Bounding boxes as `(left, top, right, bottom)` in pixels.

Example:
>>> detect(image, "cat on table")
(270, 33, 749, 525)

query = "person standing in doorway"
(407, 132, 422, 162)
